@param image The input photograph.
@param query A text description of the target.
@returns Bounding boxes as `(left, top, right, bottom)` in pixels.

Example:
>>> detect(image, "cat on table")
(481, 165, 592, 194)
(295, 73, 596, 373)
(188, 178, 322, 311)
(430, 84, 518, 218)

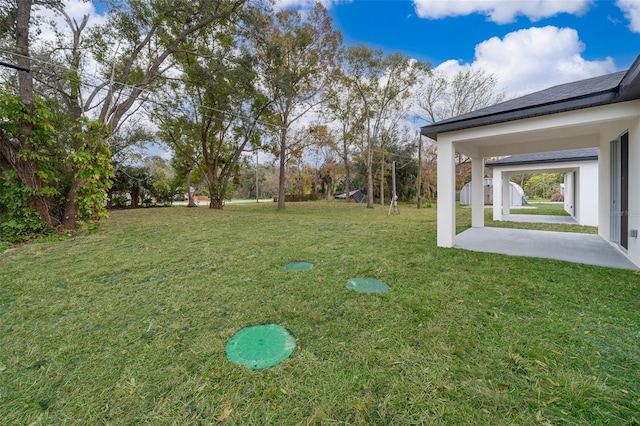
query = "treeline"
(1, 0, 506, 243)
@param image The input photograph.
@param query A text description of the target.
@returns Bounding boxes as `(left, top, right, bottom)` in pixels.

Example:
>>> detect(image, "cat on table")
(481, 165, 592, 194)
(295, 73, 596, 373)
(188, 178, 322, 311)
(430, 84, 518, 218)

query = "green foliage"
(0, 170, 46, 242)
(151, 178, 179, 205)
(0, 87, 60, 198)
(68, 120, 114, 223)
(524, 173, 563, 200)
(110, 194, 128, 208)
(0, 88, 59, 241)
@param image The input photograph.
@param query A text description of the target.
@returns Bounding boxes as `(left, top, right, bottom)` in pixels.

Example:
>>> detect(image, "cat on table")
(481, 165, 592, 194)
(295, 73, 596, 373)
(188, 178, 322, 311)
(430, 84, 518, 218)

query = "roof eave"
(421, 91, 618, 140)
(617, 55, 640, 101)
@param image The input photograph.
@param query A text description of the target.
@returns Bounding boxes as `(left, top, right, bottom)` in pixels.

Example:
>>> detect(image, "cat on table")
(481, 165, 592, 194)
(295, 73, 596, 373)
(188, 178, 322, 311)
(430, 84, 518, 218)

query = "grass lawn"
(1, 202, 638, 424)
(510, 203, 571, 216)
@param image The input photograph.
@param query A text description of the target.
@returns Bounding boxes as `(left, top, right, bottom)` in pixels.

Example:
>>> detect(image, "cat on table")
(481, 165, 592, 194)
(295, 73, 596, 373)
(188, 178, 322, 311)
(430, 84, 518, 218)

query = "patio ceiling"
(448, 104, 633, 158)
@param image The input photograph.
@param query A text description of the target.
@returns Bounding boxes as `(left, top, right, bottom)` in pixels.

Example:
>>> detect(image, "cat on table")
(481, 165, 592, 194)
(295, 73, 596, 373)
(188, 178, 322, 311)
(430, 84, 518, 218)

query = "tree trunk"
(366, 159, 374, 208)
(61, 178, 84, 229)
(106, 190, 114, 209)
(12, 0, 58, 227)
(366, 133, 374, 208)
(130, 187, 140, 208)
(210, 197, 224, 209)
(277, 126, 287, 211)
(16, 0, 34, 111)
(186, 169, 197, 207)
(343, 136, 350, 203)
(380, 149, 385, 206)
(0, 143, 58, 227)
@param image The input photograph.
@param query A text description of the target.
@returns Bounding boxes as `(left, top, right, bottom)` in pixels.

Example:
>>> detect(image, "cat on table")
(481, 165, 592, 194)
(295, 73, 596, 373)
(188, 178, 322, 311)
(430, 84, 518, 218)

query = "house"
(421, 54, 640, 269)
(459, 178, 526, 207)
(485, 148, 599, 226)
(334, 189, 366, 203)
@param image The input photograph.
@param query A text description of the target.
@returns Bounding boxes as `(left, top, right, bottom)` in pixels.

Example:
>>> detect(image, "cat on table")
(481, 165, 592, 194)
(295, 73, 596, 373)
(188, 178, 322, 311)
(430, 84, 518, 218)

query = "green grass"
(1, 202, 638, 425)
(455, 204, 597, 235)
(511, 202, 570, 216)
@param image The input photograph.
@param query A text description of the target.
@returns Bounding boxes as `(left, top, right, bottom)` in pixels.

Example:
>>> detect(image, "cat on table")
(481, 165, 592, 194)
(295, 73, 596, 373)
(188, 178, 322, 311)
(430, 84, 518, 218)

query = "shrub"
(0, 170, 47, 242)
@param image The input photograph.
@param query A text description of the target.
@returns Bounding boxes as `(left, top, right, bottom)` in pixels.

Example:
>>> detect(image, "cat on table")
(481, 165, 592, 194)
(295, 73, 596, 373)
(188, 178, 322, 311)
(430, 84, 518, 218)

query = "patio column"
(493, 169, 503, 221)
(502, 175, 511, 215)
(437, 136, 456, 247)
(471, 157, 484, 227)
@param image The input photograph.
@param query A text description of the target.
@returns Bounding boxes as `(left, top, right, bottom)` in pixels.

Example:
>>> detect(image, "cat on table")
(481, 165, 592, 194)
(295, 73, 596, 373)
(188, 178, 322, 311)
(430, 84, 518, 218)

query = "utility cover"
(226, 324, 296, 370)
(346, 278, 390, 294)
(283, 261, 314, 271)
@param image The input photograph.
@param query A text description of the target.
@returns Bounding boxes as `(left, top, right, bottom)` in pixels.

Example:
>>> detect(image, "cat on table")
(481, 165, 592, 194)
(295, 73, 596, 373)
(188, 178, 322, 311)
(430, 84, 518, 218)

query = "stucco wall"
(597, 109, 640, 268)
(490, 160, 598, 226)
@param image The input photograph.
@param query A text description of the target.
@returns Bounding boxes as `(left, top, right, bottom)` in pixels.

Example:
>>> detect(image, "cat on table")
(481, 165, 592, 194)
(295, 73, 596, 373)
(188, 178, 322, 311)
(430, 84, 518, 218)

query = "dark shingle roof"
(421, 54, 640, 140)
(485, 148, 598, 168)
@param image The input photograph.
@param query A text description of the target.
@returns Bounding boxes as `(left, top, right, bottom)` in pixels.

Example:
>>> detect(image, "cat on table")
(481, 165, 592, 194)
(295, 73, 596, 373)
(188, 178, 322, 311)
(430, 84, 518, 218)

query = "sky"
(54, 0, 639, 100)
(41, 0, 640, 101)
(284, 0, 640, 97)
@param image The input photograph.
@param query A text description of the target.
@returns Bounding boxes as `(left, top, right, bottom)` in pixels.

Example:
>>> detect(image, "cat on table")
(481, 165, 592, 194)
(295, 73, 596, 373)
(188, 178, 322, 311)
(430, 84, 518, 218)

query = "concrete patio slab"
(502, 214, 577, 225)
(455, 227, 638, 270)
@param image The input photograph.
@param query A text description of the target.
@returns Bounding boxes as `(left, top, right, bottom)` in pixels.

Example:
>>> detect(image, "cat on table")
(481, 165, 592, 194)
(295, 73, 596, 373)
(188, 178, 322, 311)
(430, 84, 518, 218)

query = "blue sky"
(330, 1, 638, 67)
(288, 0, 640, 97)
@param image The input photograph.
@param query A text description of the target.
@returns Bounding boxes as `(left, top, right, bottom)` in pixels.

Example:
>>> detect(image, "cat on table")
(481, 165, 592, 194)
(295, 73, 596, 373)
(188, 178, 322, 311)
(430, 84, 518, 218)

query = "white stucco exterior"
(488, 159, 599, 226)
(434, 100, 640, 267)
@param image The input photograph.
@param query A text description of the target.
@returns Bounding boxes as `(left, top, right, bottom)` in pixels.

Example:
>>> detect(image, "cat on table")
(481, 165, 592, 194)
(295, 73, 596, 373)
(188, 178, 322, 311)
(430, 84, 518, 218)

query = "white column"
(502, 176, 511, 215)
(437, 137, 456, 247)
(565, 171, 575, 217)
(598, 137, 610, 240)
(493, 169, 503, 221)
(471, 157, 485, 228)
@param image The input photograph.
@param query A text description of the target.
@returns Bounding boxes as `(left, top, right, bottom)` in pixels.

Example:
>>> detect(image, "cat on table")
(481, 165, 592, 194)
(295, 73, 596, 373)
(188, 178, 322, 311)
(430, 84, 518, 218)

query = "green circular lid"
(226, 324, 296, 370)
(346, 278, 390, 294)
(283, 261, 314, 271)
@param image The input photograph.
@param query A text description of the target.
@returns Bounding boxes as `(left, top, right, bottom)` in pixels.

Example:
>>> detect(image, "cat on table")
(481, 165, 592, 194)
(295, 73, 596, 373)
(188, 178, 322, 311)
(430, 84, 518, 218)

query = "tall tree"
(307, 124, 336, 198)
(254, 3, 342, 210)
(342, 45, 429, 208)
(155, 8, 270, 209)
(415, 67, 507, 189)
(325, 70, 364, 202)
(416, 67, 507, 123)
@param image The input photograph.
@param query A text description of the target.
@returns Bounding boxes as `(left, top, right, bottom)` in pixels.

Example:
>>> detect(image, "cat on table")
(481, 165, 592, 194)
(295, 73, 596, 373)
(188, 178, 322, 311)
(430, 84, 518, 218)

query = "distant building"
(334, 189, 366, 203)
(459, 178, 526, 207)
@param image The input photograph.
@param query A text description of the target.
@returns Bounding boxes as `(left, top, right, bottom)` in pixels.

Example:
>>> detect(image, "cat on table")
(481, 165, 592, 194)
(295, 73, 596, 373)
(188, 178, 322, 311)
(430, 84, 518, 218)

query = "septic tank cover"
(346, 278, 390, 294)
(283, 261, 314, 271)
(226, 324, 296, 370)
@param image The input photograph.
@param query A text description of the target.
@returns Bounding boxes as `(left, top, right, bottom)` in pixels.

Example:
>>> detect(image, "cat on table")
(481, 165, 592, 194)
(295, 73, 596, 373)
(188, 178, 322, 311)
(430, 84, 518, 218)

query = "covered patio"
(421, 55, 640, 270)
(485, 148, 599, 226)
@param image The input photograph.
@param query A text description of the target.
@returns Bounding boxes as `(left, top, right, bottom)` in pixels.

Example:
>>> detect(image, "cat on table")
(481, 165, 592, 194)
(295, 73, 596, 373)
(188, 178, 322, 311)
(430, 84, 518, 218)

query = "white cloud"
(616, 0, 640, 32)
(413, 0, 592, 24)
(434, 26, 617, 97)
(32, 0, 107, 45)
